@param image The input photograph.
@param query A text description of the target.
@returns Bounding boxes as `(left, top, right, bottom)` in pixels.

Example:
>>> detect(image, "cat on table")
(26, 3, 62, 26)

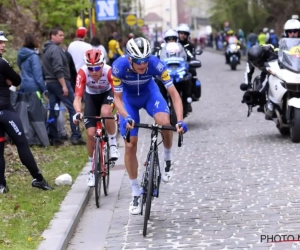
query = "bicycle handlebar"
(75, 114, 115, 121)
(125, 122, 183, 147)
(75, 115, 115, 131)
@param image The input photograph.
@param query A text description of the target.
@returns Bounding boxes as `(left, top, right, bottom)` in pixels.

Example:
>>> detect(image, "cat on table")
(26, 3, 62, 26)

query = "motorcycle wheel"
(231, 63, 237, 70)
(290, 107, 300, 142)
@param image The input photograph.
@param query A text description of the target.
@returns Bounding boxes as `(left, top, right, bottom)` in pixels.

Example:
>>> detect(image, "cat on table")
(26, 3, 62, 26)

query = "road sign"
(125, 14, 137, 26)
(137, 18, 144, 27)
(95, 0, 118, 21)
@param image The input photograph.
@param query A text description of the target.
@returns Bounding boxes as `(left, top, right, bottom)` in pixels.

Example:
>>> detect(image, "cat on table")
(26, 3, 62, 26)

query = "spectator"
(56, 43, 78, 141)
(267, 29, 279, 48)
(258, 29, 267, 45)
(42, 27, 85, 146)
(17, 33, 47, 95)
(90, 36, 107, 63)
(247, 30, 258, 48)
(67, 27, 92, 72)
(0, 31, 53, 193)
(108, 32, 123, 65)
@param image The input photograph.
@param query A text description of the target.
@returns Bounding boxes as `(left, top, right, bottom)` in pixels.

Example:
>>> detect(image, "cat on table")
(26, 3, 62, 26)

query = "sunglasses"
(166, 37, 177, 42)
(87, 65, 103, 72)
(287, 29, 299, 33)
(131, 56, 150, 65)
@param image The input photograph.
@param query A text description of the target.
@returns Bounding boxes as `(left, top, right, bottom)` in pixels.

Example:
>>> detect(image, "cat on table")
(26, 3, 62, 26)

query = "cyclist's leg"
(100, 89, 119, 159)
(84, 93, 100, 187)
(145, 89, 174, 182)
(84, 93, 98, 160)
(120, 96, 143, 214)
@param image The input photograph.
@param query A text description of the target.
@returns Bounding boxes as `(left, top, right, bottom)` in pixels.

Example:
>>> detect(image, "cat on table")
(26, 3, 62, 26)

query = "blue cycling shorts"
(120, 90, 170, 137)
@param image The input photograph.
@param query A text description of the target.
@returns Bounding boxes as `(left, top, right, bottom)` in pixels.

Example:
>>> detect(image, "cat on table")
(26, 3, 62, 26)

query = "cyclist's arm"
(107, 67, 114, 92)
(73, 69, 86, 113)
(167, 86, 183, 121)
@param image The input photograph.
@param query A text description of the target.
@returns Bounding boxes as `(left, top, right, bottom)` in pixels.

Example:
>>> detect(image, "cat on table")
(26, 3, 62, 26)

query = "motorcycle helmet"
(284, 19, 300, 37)
(247, 45, 267, 69)
(164, 29, 178, 43)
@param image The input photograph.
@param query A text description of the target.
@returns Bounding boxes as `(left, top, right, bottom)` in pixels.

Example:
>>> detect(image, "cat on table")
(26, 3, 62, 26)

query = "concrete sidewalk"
(37, 137, 125, 250)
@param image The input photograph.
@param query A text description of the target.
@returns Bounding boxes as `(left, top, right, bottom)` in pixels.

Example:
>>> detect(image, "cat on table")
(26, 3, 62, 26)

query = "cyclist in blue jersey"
(112, 37, 188, 215)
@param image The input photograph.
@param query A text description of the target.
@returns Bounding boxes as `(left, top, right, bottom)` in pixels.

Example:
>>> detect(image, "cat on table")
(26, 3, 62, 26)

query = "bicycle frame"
(91, 120, 108, 177)
(141, 128, 160, 199)
(125, 123, 183, 236)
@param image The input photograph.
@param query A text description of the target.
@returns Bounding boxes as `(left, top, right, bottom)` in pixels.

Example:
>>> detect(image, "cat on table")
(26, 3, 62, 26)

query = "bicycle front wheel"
(94, 138, 102, 208)
(103, 144, 110, 196)
(143, 151, 155, 237)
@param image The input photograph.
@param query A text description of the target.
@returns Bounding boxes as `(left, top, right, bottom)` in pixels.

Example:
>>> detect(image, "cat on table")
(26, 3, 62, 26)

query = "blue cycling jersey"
(112, 55, 173, 96)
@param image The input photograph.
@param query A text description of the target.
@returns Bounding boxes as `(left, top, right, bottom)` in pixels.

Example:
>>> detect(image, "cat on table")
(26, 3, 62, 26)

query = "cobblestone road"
(105, 51, 300, 250)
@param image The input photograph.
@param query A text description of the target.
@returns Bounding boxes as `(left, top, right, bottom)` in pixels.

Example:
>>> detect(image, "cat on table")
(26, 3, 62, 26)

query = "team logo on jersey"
(161, 70, 171, 81)
(156, 62, 164, 72)
(113, 76, 122, 86)
(76, 74, 82, 88)
(113, 67, 119, 75)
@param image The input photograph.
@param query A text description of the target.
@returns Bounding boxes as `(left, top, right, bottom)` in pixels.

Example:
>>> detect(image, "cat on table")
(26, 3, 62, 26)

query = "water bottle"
(54, 103, 60, 117)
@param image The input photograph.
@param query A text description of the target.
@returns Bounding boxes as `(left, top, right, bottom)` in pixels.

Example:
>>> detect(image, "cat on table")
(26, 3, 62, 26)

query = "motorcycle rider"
(224, 30, 241, 64)
(176, 23, 201, 101)
(155, 29, 193, 114)
(240, 44, 278, 113)
(240, 19, 300, 116)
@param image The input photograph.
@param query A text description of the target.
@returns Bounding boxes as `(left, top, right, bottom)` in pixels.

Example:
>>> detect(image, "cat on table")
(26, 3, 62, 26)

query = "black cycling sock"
(16, 140, 43, 181)
(0, 142, 6, 186)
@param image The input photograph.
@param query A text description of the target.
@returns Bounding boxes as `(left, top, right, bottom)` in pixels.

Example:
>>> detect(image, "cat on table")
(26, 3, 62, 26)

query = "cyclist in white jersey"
(73, 48, 120, 187)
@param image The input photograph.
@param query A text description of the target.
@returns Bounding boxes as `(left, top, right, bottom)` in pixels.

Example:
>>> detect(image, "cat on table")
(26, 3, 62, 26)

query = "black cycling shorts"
(84, 90, 114, 129)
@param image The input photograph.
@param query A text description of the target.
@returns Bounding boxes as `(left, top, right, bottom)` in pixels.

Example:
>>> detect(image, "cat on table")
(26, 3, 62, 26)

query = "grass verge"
(0, 137, 87, 250)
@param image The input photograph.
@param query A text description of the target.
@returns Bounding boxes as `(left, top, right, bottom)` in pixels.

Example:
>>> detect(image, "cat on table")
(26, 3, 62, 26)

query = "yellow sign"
(289, 46, 300, 57)
(137, 18, 144, 27)
(126, 14, 137, 26)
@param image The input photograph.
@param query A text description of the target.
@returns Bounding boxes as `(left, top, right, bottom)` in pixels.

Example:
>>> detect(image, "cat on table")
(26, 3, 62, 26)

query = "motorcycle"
(243, 38, 300, 142)
(155, 43, 201, 126)
(226, 43, 240, 70)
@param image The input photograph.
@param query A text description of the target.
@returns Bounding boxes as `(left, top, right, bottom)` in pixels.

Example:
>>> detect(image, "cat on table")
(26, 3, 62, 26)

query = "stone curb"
(37, 135, 121, 250)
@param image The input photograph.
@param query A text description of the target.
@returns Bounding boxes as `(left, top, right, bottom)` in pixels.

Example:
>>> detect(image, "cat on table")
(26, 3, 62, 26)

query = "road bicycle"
(126, 123, 183, 236)
(76, 115, 115, 208)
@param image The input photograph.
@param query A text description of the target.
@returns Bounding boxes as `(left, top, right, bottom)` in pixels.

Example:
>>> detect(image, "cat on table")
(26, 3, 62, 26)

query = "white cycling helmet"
(177, 23, 191, 34)
(284, 19, 300, 36)
(164, 29, 178, 42)
(126, 37, 151, 59)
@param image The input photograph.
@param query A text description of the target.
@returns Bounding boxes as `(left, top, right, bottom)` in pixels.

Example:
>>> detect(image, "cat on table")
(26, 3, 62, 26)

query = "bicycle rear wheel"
(103, 144, 110, 196)
(94, 138, 102, 208)
(143, 151, 155, 237)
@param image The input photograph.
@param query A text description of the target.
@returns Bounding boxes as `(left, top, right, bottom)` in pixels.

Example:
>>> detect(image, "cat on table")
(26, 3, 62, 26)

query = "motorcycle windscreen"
(278, 38, 300, 73)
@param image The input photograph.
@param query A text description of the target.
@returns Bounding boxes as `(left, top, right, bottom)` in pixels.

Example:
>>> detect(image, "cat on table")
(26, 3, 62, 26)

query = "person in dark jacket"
(17, 33, 47, 95)
(0, 31, 53, 193)
(42, 27, 85, 146)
